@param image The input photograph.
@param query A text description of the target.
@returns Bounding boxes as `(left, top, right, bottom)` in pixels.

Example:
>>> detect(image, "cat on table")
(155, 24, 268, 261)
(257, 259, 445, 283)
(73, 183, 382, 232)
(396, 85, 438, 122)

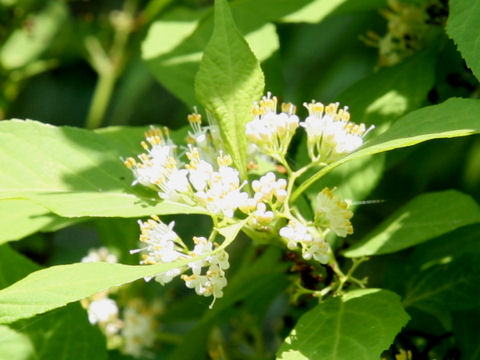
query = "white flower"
(187, 148, 248, 219)
(301, 101, 373, 162)
(245, 93, 299, 156)
(252, 172, 287, 204)
(82, 247, 118, 263)
(124, 127, 189, 202)
(301, 239, 330, 264)
(132, 216, 187, 285)
(122, 300, 158, 358)
(279, 220, 313, 250)
(315, 188, 353, 237)
(250, 202, 274, 227)
(88, 297, 119, 325)
(279, 220, 330, 264)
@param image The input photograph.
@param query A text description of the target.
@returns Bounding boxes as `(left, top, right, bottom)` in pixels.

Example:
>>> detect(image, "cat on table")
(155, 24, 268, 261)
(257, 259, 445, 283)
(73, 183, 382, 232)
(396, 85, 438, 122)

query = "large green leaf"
(0, 220, 245, 324)
(10, 304, 107, 360)
(292, 98, 480, 201)
(195, 0, 264, 178)
(0, 120, 205, 217)
(0, 200, 79, 245)
(276, 289, 409, 360)
(447, 0, 480, 81)
(343, 190, 480, 257)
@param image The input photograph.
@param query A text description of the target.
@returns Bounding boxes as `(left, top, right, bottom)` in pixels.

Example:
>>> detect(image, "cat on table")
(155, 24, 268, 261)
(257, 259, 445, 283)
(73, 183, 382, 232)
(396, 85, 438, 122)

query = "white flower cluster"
(131, 215, 229, 307)
(279, 220, 330, 264)
(81, 249, 123, 339)
(315, 188, 353, 238)
(301, 101, 373, 163)
(245, 95, 372, 164)
(82, 246, 118, 264)
(122, 300, 160, 358)
(124, 128, 250, 219)
(363, 0, 430, 67)
(246, 92, 299, 156)
(82, 248, 162, 358)
(124, 94, 362, 305)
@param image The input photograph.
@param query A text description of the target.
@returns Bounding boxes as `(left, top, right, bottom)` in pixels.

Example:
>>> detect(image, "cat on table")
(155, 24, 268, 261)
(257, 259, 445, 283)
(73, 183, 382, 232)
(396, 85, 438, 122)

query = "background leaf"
(9, 303, 107, 360)
(195, 0, 264, 178)
(0, 325, 34, 360)
(453, 308, 480, 360)
(0, 1, 67, 70)
(276, 289, 409, 360)
(280, 0, 387, 23)
(403, 224, 480, 312)
(343, 190, 480, 257)
(447, 0, 480, 81)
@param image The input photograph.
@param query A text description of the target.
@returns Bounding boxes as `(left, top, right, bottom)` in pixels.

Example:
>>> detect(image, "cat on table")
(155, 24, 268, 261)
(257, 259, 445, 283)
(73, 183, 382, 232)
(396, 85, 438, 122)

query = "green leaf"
(403, 252, 480, 312)
(0, 325, 34, 360)
(0, 1, 68, 69)
(0, 120, 205, 217)
(292, 98, 480, 201)
(0, 218, 245, 324)
(276, 289, 409, 360)
(195, 0, 264, 178)
(403, 224, 480, 311)
(143, 5, 275, 108)
(10, 303, 107, 360)
(453, 308, 480, 360)
(447, 0, 480, 81)
(343, 190, 480, 257)
(145, 0, 317, 108)
(0, 199, 79, 245)
(0, 244, 40, 289)
(0, 261, 182, 324)
(338, 49, 436, 131)
(281, 0, 387, 23)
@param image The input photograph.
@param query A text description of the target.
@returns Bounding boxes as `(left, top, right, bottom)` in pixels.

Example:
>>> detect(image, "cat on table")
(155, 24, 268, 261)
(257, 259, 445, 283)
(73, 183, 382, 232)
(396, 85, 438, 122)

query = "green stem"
(84, 0, 137, 129)
(156, 331, 183, 344)
(290, 161, 333, 203)
(85, 71, 117, 129)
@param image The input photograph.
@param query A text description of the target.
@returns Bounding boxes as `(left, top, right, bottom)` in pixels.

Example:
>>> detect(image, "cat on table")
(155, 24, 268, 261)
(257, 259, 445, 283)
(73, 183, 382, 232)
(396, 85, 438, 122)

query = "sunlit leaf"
(0, 219, 244, 324)
(343, 191, 480, 257)
(0, 1, 67, 69)
(0, 325, 34, 360)
(0, 120, 206, 217)
(0, 200, 79, 245)
(195, 0, 264, 178)
(281, 0, 387, 23)
(276, 289, 409, 360)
